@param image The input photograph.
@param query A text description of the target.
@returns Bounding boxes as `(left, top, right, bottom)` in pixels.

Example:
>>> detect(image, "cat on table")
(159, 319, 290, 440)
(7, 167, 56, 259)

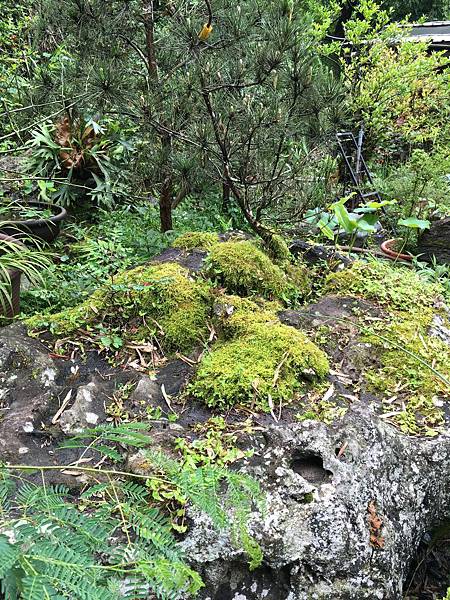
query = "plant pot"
(380, 238, 413, 262)
(0, 233, 24, 318)
(0, 201, 68, 243)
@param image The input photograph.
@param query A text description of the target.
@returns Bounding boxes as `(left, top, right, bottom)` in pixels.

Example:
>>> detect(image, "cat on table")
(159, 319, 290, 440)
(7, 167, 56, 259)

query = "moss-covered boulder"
(190, 297, 329, 411)
(205, 240, 308, 300)
(323, 259, 450, 435)
(325, 260, 443, 311)
(173, 231, 220, 252)
(26, 262, 212, 354)
(364, 312, 450, 435)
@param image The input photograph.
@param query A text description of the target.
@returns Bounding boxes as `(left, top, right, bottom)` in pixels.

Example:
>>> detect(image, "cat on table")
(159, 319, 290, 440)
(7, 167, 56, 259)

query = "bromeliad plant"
(23, 115, 134, 208)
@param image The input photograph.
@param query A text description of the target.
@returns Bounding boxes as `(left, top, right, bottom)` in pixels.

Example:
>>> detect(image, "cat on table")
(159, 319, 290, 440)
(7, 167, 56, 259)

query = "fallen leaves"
(368, 500, 385, 549)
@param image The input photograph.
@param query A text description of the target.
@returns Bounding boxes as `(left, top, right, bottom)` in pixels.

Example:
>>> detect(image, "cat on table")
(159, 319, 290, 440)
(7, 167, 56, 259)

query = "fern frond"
(123, 505, 179, 558)
(16, 483, 69, 513)
(120, 481, 150, 502)
(175, 465, 228, 529)
(140, 558, 204, 600)
(0, 470, 14, 513)
(0, 535, 20, 579)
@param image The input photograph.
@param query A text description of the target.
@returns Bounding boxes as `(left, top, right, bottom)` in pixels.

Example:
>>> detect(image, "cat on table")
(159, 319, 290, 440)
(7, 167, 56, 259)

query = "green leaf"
(398, 218, 430, 230)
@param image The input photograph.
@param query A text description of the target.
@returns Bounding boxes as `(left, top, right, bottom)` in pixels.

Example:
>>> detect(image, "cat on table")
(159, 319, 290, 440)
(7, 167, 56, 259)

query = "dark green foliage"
(20, 200, 230, 316)
(0, 423, 264, 598)
(32, 0, 344, 235)
(143, 448, 264, 570)
(0, 471, 203, 600)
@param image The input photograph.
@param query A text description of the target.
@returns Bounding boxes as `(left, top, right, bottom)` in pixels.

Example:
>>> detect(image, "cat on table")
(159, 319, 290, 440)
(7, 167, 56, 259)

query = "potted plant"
(0, 198, 67, 243)
(0, 233, 52, 317)
(380, 217, 431, 262)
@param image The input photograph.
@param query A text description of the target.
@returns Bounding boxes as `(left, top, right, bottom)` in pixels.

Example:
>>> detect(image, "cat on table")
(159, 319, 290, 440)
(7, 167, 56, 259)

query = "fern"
(142, 449, 264, 568)
(58, 422, 151, 463)
(0, 423, 265, 598)
(0, 474, 202, 600)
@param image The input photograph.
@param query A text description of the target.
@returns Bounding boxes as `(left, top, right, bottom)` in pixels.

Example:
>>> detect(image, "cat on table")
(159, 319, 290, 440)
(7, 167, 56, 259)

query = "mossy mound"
(173, 231, 219, 251)
(205, 240, 308, 301)
(212, 293, 281, 337)
(324, 259, 449, 435)
(190, 302, 329, 411)
(364, 309, 450, 436)
(325, 260, 443, 311)
(26, 262, 212, 354)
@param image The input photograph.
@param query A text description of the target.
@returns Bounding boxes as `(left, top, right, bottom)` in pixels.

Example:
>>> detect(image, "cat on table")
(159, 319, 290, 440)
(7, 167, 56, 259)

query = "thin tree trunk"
(159, 176, 174, 232)
(222, 180, 231, 213)
(142, 1, 157, 77)
(142, 1, 177, 231)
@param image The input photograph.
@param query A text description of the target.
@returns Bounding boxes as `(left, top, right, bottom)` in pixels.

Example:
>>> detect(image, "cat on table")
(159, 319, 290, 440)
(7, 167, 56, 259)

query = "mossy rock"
(322, 259, 450, 435)
(205, 240, 308, 301)
(212, 293, 281, 338)
(364, 308, 450, 436)
(26, 262, 212, 354)
(173, 231, 220, 252)
(325, 260, 443, 311)
(190, 302, 329, 411)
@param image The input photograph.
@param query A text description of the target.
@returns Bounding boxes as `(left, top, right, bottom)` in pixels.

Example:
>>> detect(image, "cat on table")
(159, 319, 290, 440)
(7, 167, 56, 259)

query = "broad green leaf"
(398, 218, 430, 230)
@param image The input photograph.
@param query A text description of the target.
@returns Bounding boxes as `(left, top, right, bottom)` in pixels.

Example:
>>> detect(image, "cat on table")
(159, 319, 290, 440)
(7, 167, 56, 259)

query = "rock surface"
(1, 244, 449, 599)
(184, 403, 450, 600)
(417, 217, 450, 264)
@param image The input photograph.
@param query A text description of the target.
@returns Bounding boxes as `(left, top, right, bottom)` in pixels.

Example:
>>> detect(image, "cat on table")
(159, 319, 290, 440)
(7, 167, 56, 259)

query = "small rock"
(60, 382, 103, 434)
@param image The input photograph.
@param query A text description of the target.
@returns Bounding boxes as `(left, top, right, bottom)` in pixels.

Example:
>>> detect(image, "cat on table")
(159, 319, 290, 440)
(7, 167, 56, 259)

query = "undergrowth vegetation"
(0, 423, 264, 599)
(1, 0, 450, 596)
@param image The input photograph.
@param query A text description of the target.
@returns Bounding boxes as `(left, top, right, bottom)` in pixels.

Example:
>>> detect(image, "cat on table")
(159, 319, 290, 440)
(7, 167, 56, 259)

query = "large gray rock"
(183, 403, 450, 600)
(0, 324, 59, 459)
(417, 217, 450, 264)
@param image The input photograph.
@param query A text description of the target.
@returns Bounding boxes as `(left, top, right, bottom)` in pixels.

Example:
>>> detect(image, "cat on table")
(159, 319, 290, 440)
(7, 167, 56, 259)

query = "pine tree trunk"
(222, 181, 231, 213)
(142, 1, 157, 77)
(159, 176, 173, 232)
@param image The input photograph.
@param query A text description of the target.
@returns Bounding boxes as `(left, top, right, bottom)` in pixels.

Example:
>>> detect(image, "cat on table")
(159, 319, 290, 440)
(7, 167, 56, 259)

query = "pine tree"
(35, 0, 344, 239)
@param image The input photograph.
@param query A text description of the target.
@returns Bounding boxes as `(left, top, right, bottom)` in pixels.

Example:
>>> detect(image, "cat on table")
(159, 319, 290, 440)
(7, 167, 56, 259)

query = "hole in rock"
(291, 452, 332, 485)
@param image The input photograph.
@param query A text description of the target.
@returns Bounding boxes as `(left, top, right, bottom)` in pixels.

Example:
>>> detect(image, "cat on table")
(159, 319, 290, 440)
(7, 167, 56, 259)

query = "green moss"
(189, 316, 329, 411)
(205, 240, 306, 301)
(173, 231, 219, 251)
(212, 293, 281, 337)
(325, 260, 443, 311)
(322, 259, 449, 435)
(364, 309, 450, 436)
(26, 262, 212, 354)
(263, 234, 291, 263)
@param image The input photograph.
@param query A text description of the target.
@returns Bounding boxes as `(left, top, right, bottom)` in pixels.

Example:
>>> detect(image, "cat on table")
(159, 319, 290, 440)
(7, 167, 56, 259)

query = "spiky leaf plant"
(0, 234, 52, 316)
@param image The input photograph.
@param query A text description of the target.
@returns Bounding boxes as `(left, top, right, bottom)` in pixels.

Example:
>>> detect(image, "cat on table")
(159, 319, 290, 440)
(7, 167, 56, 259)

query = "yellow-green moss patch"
(325, 260, 443, 311)
(173, 231, 220, 251)
(205, 240, 307, 301)
(26, 262, 212, 354)
(364, 309, 450, 436)
(190, 314, 329, 411)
